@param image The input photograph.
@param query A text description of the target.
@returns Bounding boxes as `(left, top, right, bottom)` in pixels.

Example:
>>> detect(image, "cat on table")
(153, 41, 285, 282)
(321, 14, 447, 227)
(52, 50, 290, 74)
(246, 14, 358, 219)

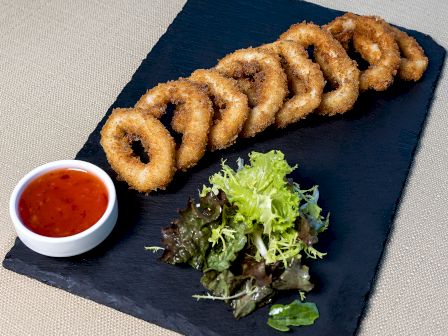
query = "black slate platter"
(3, 0, 445, 335)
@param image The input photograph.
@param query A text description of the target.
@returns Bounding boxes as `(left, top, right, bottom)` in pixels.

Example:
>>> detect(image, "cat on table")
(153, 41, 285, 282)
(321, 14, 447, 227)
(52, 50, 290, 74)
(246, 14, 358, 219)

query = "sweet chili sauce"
(18, 168, 108, 237)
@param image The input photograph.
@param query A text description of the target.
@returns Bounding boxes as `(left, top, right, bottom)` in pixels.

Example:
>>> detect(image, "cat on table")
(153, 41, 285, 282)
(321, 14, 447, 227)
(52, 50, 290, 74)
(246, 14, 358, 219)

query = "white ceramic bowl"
(9, 160, 118, 257)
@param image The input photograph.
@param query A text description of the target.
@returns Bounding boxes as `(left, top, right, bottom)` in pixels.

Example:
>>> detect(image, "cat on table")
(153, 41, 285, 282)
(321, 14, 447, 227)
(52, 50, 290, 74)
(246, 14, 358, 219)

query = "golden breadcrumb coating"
(215, 47, 287, 137)
(100, 108, 176, 192)
(280, 22, 360, 116)
(259, 40, 324, 128)
(135, 79, 213, 171)
(189, 69, 249, 150)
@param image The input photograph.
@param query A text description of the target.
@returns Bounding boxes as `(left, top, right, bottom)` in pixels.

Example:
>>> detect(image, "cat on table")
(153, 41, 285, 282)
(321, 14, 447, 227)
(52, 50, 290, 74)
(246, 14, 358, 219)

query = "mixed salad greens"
(148, 150, 329, 332)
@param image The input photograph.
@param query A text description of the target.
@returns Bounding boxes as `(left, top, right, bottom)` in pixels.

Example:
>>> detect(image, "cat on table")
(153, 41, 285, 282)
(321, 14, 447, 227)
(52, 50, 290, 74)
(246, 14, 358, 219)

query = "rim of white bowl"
(9, 160, 116, 244)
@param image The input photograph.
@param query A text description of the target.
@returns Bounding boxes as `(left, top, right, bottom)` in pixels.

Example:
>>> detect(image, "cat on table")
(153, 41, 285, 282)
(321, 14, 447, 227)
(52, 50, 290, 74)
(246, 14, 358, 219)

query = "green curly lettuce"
(201, 150, 327, 267)
(203, 151, 299, 236)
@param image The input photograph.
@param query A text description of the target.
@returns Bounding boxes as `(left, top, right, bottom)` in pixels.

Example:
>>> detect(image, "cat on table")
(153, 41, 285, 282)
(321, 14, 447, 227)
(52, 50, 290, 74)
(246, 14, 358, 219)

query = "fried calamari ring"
(215, 48, 287, 138)
(135, 79, 213, 171)
(259, 40, 324, 128)
(388, 26, 428, 81)
(100, 108, 176, 193)
(355, 24, 429, 82)
(279, 22, 359, 116)
(189, 69, 249, 151)
(324, 13, 400, 91)
(389, 26, 428, 81)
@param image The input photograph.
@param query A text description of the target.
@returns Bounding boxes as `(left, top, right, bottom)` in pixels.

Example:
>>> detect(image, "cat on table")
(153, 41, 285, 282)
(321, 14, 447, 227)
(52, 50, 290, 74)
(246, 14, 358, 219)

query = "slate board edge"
(2, 253, 219, 336)
(352, 49, 446, 335)
(2, 0, 447, 335)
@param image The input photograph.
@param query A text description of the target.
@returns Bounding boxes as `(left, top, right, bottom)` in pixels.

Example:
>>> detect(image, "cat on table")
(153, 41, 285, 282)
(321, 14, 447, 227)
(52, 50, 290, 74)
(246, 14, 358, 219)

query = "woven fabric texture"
(0, 1, 446, 335)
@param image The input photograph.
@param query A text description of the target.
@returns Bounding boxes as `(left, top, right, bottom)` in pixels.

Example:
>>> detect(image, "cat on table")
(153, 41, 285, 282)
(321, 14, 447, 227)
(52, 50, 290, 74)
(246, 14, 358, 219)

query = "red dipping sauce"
(18, 168, 108, 237)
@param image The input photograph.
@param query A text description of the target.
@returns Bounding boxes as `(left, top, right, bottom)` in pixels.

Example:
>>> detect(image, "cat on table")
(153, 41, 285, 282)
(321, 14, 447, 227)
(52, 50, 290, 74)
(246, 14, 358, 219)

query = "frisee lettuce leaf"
(202, 150, 327, 267)
(207, 220, 246, 272)
(204, 151, 299, 236)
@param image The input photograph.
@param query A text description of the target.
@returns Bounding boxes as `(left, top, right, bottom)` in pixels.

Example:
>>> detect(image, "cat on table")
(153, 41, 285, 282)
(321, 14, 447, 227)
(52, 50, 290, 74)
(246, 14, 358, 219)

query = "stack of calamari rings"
(100, 13, 428, 192)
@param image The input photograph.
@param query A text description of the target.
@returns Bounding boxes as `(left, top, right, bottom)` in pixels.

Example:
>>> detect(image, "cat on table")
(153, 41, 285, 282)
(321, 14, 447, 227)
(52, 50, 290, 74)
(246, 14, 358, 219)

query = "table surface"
(0, 1, 446, 335)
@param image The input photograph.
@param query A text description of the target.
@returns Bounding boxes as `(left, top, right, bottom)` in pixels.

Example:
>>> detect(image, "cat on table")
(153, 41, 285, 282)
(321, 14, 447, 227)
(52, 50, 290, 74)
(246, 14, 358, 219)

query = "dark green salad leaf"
(231, 281, 275, 319)
(161, 191, 226, 270)
(241, 258, 272, 286)
(272, 259, 314, 292)
(151, 150, 330, 331)
(206, 206, 247, 272)
(267, 300, 319, 332)
(200, 270, 245, 299)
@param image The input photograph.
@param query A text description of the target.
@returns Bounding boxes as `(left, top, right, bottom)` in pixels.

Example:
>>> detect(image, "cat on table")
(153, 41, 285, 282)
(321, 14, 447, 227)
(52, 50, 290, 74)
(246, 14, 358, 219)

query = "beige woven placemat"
(0, 1, 446, 335)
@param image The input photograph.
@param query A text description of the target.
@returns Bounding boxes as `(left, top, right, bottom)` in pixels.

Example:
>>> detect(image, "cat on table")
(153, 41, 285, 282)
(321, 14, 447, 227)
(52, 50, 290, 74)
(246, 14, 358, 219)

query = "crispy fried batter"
(189, 69, 249, 150)
(324, 13, 401, 91)
(346, 21, 428, 82)
(388, 26, 428, 81)
(101, 13, 429, 194)
(259, 40, 324, 128)
(135, 79, 213, 171)
(279, 22, 360, 116)
(100, 108, 176, 192)
(215, 48, 287, 137)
